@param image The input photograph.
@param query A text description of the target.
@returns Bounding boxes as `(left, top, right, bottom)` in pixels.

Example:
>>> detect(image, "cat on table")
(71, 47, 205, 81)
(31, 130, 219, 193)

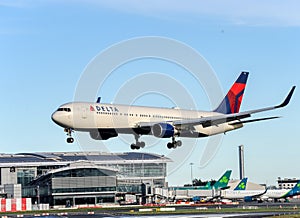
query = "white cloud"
(2, 0, 300, 26)
(82, 0, 300, 26)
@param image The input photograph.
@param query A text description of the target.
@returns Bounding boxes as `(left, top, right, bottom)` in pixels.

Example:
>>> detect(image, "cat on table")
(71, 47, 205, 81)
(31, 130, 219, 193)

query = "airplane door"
(82, 107, 87, 119)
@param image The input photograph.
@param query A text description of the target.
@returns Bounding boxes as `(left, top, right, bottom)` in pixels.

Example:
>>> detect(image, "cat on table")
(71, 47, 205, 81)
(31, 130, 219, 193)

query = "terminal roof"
(0, 152, 171, 167)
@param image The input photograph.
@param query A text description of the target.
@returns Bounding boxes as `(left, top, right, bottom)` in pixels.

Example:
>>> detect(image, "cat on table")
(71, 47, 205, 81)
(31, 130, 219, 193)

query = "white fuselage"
(260, 189, 290, 200)
(51, 102, 243, 138)
(221, 189, 265, 200)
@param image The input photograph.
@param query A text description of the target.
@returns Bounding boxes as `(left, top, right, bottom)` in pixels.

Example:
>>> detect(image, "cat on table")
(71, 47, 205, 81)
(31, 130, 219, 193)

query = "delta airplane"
(51, 72, 295, 149)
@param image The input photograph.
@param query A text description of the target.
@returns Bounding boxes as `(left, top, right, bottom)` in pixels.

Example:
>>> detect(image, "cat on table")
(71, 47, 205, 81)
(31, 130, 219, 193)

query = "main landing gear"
(130, 135, 182, 150)
(130, 134, 145, 150)
(64, 128, 74, 143)
(167, 137, 182, 149)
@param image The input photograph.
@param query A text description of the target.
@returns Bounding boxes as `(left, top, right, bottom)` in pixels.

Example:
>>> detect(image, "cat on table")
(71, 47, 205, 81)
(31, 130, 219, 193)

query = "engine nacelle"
(152, 123, 175, 138)
(90, 130, 118, 140)
(244, 196, 253, 202)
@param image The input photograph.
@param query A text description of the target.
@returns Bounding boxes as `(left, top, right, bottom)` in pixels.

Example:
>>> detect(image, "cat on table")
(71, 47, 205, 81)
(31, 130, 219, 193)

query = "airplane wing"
(173, 86, 295, 128)
(244, 188, 268, 202)
(137, 86, 295, 129)
(253, 187, 268, 198)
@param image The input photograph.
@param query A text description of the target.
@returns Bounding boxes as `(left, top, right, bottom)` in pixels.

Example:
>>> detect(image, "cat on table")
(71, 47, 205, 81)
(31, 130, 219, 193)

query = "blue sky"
(0, 0, 299, 186)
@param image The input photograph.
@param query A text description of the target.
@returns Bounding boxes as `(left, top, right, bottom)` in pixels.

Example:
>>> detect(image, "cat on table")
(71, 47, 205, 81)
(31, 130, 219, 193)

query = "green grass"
(276, 215, 300, 218)
(124, 206, 300, 216)
(0, 205, 299, 216)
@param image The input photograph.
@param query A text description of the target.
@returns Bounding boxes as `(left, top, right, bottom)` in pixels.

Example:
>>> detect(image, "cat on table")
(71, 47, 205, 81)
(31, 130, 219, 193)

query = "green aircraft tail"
(285, 180, 300, 197)
(213, 170, 232, 189)
(234, 178, 248, 190)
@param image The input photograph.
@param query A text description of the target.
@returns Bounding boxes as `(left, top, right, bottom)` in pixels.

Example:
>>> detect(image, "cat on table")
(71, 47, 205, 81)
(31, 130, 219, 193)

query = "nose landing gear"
(64, 128, 74, 143)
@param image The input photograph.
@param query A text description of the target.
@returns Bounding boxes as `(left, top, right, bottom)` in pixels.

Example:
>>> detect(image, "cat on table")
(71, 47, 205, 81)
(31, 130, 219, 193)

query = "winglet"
(96, 97, 101, 103)
(275, 86, 296, 108)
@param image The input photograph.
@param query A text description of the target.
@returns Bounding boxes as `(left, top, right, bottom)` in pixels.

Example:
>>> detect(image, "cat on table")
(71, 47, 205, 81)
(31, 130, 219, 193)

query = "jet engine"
(152, 123, 176, 138)
(243, 196, 254, 202)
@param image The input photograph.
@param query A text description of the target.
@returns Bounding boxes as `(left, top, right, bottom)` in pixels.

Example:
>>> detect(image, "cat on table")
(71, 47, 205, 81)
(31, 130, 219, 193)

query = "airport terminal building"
(277, 177, 299, 189)
(0, 152, 171, 207)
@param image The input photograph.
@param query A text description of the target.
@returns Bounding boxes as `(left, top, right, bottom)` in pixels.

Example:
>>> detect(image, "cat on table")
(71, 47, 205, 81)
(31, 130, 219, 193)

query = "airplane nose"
(51, 110, 72, 128)
(51, 112, 59, 125)
(51, 111, 67, 127)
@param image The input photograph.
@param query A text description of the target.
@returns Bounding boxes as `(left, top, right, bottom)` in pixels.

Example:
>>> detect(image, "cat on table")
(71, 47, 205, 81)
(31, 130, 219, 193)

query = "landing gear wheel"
(176, 140, 182, 147)
(67, 137, 74, 143)
(167, 142, 173, 149)
(137, 141, 146, 148)
(131, 144, 136, 150)
(130, 144, 141, 150)
(167, 138, 182, 149)
(130, 134, 145, 149)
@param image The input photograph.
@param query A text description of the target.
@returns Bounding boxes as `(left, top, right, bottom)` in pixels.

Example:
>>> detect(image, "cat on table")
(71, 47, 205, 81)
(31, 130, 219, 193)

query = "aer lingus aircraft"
(220, 178, 267, 201)
(227, 180, 300, 202)
(174, 170, 232, 191)
(257, 180, 300, 202)
(51, 72, 295, 149)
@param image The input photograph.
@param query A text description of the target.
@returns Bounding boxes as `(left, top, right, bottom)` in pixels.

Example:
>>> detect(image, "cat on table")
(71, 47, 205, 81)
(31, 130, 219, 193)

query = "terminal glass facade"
(17, 169, 36, 187)
(116, 163, 166, 178)
(24, 167, 117, 206)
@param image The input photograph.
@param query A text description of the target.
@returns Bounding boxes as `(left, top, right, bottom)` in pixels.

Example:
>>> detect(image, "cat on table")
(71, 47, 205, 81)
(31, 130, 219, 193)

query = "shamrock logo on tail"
(220, 176, 229, 184)
(238, 182, 246, 189)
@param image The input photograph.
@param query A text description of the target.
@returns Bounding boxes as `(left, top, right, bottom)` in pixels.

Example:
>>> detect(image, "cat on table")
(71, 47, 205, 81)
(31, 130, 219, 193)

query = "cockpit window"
(57, 108, 71, 112)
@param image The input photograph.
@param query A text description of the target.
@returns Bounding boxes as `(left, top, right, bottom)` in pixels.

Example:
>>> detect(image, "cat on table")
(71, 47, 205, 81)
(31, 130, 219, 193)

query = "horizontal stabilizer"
(231, 116, 280, 125)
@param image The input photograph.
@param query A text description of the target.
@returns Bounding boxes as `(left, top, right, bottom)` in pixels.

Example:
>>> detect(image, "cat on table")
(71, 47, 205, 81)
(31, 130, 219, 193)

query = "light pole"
(190, 162, 194, 184)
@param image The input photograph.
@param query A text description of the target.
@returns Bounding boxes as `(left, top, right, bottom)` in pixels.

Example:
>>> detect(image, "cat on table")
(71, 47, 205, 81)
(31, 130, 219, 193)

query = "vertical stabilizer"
(214, 72, 249, 114)
(286, 180, 300, 197)
(234, 178, 248, 191)
(213, 170, 232, 189)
